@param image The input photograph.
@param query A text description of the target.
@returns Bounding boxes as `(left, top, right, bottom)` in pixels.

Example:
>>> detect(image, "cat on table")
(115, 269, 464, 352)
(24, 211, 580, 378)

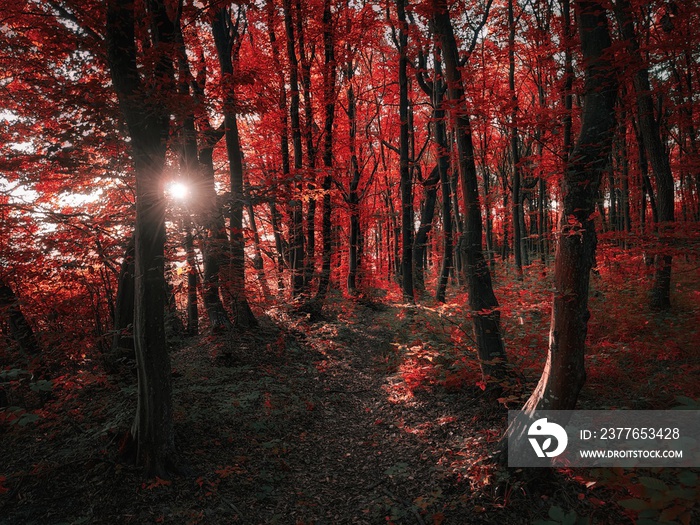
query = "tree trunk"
(431, 0, 509, 386)
(615, 0, 675, 309)
(413, 165, 440, 294)
(316, 0, 335, 301)
(295, 0, 316, 292)
(185, 230, 198, 336)
(106, 0, 177, 476)
(212, 6, 257, 329)
(245, 183, 271, 301)
(111, 235, 135, 353)
(509, 0, 524, 279)
(173, 24, 231, 332)
(0, 278, 40, 356)
(198, 147, 233, 331)
(282, 0, 306, 298)
(346, 56, 362, 296)
(397, 0, 414, 303)
(522, 0, 618, 412)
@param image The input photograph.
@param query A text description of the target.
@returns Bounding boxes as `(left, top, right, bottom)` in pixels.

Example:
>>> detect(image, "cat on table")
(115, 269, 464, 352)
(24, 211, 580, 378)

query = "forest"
(0, 0, 699, 523)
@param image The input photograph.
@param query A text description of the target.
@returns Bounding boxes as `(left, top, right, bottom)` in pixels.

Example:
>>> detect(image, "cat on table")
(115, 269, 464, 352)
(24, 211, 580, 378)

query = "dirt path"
(0, 301, 571, 524)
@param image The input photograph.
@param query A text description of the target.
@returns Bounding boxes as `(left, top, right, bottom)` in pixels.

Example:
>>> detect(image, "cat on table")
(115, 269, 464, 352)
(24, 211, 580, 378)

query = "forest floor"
(1, 257, 699, 525)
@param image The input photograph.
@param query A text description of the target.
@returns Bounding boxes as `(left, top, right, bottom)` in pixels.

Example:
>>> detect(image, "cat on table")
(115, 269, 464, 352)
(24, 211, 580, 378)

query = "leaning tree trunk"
(106, 0, 178, 476)
(431, 0, 509, 385)
(212, 7, 257, 329)
(522, 0, 618, 412)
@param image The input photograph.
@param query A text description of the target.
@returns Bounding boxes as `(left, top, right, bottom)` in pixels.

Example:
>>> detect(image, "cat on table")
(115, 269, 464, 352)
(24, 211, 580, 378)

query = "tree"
(212, 5, 258, 328)
(396, 0, 414, 303)
(105, 0, 178, 475)
(282, 0, 307, 298)
(430, 0, 510, 386)
(614, 0, 675, 309)
(522, 0, 618, 412)
(315, 0, 337, 301)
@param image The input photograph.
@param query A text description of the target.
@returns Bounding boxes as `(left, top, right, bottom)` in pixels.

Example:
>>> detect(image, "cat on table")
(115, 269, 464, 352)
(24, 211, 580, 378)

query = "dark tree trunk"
(266, 0, 290, 295)
(509, 0, 524, 279)
(198, 146, 233, 331)
(615, 0, 675, 309)
(0, 278, 40, 356)
(431, 0, 509, 385)
(185, 230, 198, 336)
(111, 235, 135, 353)
(245, 183, 272, 301)
(316, 0, 335, 301)
(346, 57, 362, 295)
(270, 200, 288, 293)
(295, 0, 316, 292)
(523, 0, 618, 412)
(106, 0, 177, 476)
(413, 165, 440, 294)
(173, 22, 231, 332)
(283, 0, 306, 298)
(212, 6, 257, 329)
(430, 55, 453, 303)
(397, 0, 414, 303)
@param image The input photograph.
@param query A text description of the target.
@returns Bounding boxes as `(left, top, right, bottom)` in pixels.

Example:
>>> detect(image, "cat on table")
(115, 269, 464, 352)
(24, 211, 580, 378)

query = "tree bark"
(523, 0, 618, 412)
(212, 6, 257, 329)
(413, 165, 440, 294)
(316, 0, 335, 301)
(615, 0, 675, 309)
(431, 0, 509, 385)
(509, 0, 524, 279)
(185, 230, 198, 336)
(106, 0, 178, 476)
(282, 0, 306, 298)
(111, 235, 135, 353)
(397, 0, 414, 303)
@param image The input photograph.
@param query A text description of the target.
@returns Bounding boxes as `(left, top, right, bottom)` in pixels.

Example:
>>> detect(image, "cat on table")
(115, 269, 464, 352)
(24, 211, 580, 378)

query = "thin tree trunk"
(185, 230, 198, 336)
(316, 0, 335, 301)
(244, 184, 271, 301)
(346, 56, 362, 295)
(509, 0, 524, 279)
(283, 0, 306, 298)
(397, 0, 414, 303)
(413, 165, 440, 294)
(295, 0, 316, 292)
(431, 0, 509, 385)
(615, 0, 675, 309)
(212, 6, 257, 329)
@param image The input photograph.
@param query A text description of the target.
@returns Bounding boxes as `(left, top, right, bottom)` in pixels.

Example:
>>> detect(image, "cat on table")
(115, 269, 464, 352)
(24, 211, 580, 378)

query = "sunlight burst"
(168, 181, 189, 200)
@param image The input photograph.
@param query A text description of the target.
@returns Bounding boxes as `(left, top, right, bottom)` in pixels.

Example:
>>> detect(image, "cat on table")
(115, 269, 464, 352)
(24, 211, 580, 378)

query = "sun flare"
(168, 181, 189, 200)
